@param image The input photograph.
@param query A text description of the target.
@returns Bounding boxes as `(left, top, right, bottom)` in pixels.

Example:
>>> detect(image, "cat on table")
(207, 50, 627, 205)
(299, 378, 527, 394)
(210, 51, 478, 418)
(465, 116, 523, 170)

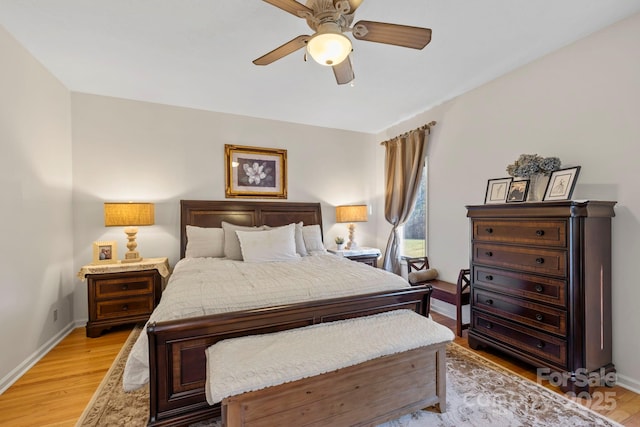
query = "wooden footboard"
(146, 285, 432, 426)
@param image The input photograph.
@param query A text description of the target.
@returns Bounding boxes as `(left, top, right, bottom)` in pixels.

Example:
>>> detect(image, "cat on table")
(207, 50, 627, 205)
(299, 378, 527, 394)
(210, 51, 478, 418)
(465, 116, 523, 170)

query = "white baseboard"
(429, 300, 470, 324)
(616, 373, 640, 394)
(0, 321, 76, 395)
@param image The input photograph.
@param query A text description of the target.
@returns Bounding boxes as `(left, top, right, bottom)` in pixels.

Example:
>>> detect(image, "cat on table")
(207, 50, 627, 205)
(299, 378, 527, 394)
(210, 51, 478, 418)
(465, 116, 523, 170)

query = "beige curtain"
(381, 123, 433, 274)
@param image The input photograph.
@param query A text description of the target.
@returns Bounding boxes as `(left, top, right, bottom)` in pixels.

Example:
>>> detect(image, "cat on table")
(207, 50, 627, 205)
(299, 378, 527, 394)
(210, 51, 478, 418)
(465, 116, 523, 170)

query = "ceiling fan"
(253, 0, 432, 85)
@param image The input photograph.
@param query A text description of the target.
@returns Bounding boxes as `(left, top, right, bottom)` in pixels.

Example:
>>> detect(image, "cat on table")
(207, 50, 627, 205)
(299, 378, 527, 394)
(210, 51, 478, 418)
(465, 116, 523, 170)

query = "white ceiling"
(2, 0, 640, 133)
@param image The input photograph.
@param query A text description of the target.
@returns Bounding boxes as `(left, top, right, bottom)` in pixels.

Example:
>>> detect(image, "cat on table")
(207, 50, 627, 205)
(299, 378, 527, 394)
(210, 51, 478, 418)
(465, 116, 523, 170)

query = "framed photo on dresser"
(506, 180, 529, 203)
(485, 177, 512, 204)
(543, 166, 581, 201)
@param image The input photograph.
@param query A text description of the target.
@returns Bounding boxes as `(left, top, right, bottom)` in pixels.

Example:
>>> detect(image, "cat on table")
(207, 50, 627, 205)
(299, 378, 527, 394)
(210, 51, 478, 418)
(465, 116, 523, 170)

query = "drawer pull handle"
(535, 257, 545, 264)
(485, 251, 493, 257)
(536, 341, 545, 349)
(485, 275, 494, 281)
(536, 229, 545, 237)
(485, 322, 493, 330)
(122, 304, 129, 311)
(485, 299, 494, 305)
(122, 285, 129, 290)
(535, 284, 544, 293)
(535, 313, 544, 321)
(485, 227, 493, 234)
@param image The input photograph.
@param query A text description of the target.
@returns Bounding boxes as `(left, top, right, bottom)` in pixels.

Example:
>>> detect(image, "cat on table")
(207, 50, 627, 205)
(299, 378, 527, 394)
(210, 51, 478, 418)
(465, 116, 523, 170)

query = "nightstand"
(78, 257, 170, 337)
(328, 247, 382, 267)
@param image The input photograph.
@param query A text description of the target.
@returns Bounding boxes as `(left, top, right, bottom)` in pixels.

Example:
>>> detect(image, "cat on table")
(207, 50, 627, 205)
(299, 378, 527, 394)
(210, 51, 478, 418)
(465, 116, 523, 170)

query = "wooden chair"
(406, 257, 471, 337)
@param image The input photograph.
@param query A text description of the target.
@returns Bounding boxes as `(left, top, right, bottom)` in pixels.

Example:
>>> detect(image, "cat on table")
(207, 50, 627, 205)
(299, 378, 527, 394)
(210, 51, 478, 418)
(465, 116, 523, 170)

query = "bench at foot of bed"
(206, 309, 453, 427)
(222, 343, 447, 427)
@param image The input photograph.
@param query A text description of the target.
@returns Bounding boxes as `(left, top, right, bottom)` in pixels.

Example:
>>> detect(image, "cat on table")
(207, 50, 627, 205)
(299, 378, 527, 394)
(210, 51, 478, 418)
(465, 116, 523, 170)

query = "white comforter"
(123, 253, 410, 391)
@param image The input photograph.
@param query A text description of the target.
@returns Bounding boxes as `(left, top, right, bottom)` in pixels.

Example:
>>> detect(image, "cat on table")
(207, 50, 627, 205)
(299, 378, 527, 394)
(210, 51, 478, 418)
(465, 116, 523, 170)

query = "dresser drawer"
(96, 297, 154, 320)
(473, 220, 566, 247)
(473, 289, 566, 336)
(474, 267, 566, 307)
(472, 311, 567, 368)
(473, 243, 567, 277)
(94, 275, 155, 299)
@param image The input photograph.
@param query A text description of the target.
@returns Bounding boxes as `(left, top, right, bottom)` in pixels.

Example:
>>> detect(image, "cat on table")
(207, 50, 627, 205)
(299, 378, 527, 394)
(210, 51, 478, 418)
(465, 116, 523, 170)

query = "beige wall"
(0, 26, 73, 390)
(375, 12, 640, 392)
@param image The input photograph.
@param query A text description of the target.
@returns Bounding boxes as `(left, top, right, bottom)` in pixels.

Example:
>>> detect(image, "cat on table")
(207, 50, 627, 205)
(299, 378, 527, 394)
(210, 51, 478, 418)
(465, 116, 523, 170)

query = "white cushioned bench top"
(205, 309, 454, 404)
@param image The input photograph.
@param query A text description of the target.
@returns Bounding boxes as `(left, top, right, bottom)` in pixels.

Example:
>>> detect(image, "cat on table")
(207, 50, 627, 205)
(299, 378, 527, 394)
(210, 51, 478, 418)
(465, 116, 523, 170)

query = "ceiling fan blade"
(262, 0, 313, 18)
(253, 35, 310, 66)
(333, 56, 355, 85)
(352, 20, 432, 50)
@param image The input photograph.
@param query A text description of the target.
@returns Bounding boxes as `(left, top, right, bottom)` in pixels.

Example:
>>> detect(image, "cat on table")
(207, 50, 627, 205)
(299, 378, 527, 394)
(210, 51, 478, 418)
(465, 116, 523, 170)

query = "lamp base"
(121, 251, 142, 263)
(122, 226, 142, 263)
(345, 223, 358, 250)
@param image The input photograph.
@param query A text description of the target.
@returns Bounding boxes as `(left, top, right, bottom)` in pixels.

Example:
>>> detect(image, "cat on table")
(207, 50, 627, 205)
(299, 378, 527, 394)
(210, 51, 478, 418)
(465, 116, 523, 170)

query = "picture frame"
(543, 166, 581, 201)
(506, 179, 529, 203)
(485, 177, 512, 204)
(92, 241, 118, 264)
(225, 144, 287, 199)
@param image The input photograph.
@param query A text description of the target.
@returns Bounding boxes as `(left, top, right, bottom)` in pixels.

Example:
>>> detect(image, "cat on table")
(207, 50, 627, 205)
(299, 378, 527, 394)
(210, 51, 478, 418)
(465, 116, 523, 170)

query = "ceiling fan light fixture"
(306, 23, 352, 66)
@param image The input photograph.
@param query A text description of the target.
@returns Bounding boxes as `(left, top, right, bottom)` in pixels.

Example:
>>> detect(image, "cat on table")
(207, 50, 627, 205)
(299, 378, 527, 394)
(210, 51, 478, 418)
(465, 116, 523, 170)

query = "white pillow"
(264, 222, 308, 257)
(236, 223, 300, 263)
(221, 221, 264, 260)
(185, 226, 224, 258)
(294, 222, 308, 256)
(302, 224, 326, 252)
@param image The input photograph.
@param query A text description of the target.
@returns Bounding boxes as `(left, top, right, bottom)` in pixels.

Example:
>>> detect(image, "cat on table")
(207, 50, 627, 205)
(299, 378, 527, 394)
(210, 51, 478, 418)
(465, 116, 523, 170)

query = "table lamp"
(335, 205, 368, 250)
(104, 202, 155, 263)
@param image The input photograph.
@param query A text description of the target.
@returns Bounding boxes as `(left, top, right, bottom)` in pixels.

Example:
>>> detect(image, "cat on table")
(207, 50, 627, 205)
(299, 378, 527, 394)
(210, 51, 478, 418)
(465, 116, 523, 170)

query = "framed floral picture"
(506, 180, 529, 203)
(225, 144, 287, 198)
(485, 177, 512, 204)
(92, 241, 118, 264)
(543, 166, 581, 201)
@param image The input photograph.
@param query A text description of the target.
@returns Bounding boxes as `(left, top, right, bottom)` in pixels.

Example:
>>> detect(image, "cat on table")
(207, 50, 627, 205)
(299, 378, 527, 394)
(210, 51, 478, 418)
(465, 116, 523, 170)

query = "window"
(401, 163, 427, 257)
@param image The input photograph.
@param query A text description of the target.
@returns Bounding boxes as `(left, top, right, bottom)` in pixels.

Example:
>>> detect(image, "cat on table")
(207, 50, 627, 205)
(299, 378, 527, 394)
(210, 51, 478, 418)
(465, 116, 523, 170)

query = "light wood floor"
(1, 316, 639, 426)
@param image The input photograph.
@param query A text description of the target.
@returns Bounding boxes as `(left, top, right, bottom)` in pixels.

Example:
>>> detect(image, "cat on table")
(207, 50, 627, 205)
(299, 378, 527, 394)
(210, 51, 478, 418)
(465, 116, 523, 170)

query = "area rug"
(77, 325, 622, 427)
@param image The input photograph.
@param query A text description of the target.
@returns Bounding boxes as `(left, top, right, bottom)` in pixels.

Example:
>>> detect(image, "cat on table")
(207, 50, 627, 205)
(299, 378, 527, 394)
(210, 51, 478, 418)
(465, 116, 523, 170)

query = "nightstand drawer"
(95, 275, 154, 299)
(473, 220, 567, 247)
(96, 297, 154, 320)
(473, 243, 567, 277)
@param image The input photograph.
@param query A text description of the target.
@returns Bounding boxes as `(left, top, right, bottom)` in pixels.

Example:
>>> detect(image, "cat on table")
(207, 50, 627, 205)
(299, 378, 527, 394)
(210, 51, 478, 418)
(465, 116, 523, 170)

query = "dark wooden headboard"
(180, 200, 323, 258)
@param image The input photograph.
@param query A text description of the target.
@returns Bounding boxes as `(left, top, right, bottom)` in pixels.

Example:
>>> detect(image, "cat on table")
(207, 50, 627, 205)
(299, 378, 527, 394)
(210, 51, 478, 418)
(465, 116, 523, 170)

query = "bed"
(132, 200, 433, 427)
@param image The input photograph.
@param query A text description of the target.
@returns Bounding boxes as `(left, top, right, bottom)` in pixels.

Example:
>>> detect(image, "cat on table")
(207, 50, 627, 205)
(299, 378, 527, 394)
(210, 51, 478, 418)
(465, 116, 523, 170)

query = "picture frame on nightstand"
(92, 241, 118, 264)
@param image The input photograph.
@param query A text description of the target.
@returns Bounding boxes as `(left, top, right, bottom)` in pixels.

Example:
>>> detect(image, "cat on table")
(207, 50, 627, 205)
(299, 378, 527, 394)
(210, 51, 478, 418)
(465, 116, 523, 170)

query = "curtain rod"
(380, 121, 437, 145)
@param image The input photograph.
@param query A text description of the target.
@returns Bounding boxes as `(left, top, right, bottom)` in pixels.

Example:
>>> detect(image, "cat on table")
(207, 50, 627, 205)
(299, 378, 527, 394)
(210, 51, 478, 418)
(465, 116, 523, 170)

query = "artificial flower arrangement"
(506, 154, 561, 178)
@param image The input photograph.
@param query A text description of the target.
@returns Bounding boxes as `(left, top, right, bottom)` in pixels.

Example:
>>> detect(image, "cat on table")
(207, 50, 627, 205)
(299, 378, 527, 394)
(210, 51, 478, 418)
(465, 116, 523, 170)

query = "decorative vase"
(526, 174, 548, 202)
(336, 243, 344, 251)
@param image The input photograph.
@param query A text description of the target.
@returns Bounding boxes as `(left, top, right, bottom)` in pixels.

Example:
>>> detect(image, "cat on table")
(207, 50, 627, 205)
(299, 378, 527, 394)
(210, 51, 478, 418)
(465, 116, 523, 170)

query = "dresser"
(466, 201, 615, 392)
(78, 257, 170, 337)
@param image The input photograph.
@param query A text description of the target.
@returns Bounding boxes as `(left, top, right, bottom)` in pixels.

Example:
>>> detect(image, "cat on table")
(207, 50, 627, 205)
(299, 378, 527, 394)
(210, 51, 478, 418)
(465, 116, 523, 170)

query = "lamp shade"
(306, 22, 352, 66)
(104, 202, 155, 226)
(336, 205, 368, 223)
